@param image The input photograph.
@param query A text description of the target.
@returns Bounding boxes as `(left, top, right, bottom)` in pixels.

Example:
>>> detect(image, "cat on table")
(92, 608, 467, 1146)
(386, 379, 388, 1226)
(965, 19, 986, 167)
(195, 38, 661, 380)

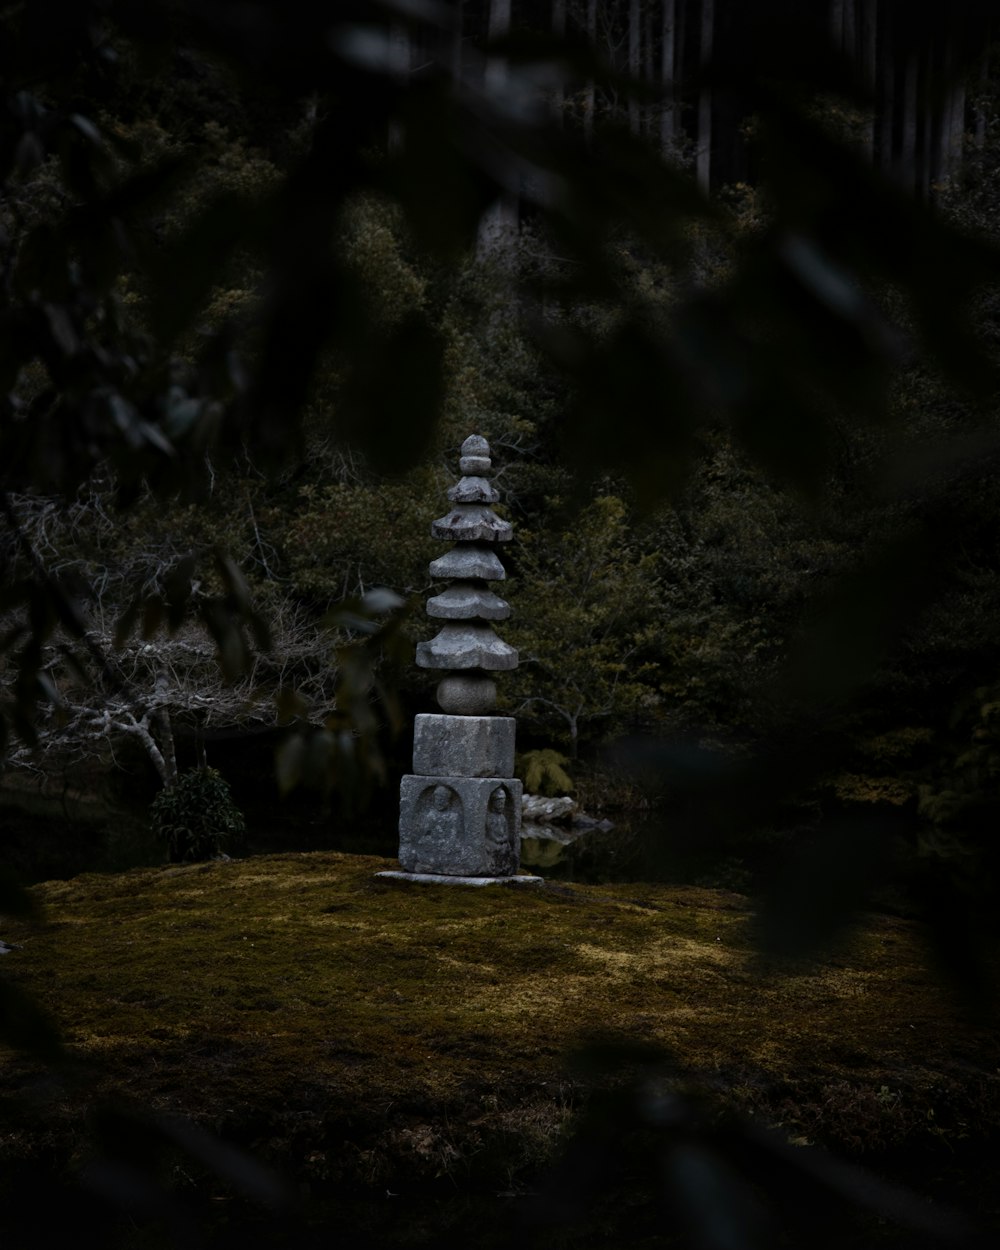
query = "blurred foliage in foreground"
(2, 1, 1000, 1244)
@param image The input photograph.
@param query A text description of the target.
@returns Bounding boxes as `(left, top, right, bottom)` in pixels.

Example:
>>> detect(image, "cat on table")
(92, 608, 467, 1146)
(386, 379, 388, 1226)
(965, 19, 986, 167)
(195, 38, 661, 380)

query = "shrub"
(519, 748, 574, 796)
(150, 767, 246, 863)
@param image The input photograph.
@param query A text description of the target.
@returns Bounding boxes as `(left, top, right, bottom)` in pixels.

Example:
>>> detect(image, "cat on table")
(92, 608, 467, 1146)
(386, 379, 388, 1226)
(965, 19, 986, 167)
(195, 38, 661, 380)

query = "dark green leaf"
(114, 596, 142, 648)
(0, 981, 63, 1062)
(275, 687, 309, 725)
(340, 311, 443, 473)
(0, 869, 39, 920)
(146, 192, 257, 343)
(752, 817, 896, 961)
(162, 554, 196, 631)
(275, 733, 305, 795)
(665, 1144, 771, 1250)
(140, 595, 165, 639)
(215, 552, 253, 614)
(159, 1116, 291, 1209)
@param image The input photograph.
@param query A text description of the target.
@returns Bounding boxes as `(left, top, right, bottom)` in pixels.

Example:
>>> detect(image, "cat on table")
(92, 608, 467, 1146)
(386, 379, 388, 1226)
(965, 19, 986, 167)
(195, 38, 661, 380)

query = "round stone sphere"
(436, 675, 497, 715)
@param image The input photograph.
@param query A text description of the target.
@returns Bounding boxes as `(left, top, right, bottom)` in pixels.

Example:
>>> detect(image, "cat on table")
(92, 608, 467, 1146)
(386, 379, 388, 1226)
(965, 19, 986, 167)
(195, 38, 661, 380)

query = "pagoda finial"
(459, 434, 491, 473)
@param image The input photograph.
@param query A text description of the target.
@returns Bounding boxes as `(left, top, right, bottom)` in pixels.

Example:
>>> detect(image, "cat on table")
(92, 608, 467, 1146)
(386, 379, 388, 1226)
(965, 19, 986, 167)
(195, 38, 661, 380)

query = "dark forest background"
(1, 0, 1000, 996)
(3, 3, 1000, 1247)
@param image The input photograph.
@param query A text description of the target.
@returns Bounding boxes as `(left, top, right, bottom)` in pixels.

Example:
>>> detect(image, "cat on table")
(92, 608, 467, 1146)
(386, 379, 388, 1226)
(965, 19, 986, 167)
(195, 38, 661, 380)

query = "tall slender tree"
(661, 0, 677, 156)
(697, 0, 714, 189)
(552, 0, 567, 124)
(830, 0, 846, 50)
(629, 0, 642, 134)
(478, 0, 518, 254)
(861, 0, 878, 158)
(451, 0, 465, 82)
(878, 2, 895, 172)
(584, 0, 598, 139)
(936, 27, 967, 184)
(901, 47, 919, 191)
(388, 21, 410, 152)
(844, 0, 857, 56)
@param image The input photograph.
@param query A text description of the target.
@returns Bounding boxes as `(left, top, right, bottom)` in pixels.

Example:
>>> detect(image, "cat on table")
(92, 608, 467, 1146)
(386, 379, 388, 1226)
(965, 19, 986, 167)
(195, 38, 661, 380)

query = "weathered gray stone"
(431, 504, 512, 543)
(521, 794, 579, 824)
(416, 623, 518, 671)
(412, 713, 515, 778)
(436, 675, 497, 715)
(428, 544, 505, 582)
(427, 581, 510, 621)
(458, 435, 490, 476)
(461, 434, 489, 457)
(448, 476, 500, 504)
(395, 433, 523, 884)
(376, 870, 542, 887)
(398, 776, 522, 876)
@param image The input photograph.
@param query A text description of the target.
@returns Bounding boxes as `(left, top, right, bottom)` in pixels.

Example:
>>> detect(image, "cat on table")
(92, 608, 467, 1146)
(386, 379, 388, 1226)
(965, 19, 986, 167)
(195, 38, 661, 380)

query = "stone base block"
(399, 774, 522, 877)
(412, 714, 515, 778)
(376, 871, 542, 887)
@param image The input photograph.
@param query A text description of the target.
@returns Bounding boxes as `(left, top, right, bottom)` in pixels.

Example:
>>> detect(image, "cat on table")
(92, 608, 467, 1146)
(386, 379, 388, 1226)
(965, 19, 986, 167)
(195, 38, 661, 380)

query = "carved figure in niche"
(485, 786, 517, 875)
(427, 783, 460, 839)
(409, 783, 462, 870)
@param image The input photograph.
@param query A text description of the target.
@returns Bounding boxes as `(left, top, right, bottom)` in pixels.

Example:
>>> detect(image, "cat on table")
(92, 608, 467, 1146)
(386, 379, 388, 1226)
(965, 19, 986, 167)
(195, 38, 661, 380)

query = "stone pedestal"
(398, 776, 522, 877)
(412, 714, 515, 778)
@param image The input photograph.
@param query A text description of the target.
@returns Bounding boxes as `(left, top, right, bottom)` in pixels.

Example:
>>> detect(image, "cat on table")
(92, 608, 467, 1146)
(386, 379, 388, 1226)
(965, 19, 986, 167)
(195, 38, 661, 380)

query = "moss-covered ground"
(2, 851, 998, 1246)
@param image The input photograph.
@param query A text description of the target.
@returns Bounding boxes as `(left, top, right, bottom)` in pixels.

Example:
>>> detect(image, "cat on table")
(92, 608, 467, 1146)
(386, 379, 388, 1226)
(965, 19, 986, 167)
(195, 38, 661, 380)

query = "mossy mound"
(2, 852, 998, 1230)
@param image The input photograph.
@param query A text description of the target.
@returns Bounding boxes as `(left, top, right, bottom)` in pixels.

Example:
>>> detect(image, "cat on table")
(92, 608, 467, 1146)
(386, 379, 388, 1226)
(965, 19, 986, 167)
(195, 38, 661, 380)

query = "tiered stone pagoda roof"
(415, 436, 518, 691)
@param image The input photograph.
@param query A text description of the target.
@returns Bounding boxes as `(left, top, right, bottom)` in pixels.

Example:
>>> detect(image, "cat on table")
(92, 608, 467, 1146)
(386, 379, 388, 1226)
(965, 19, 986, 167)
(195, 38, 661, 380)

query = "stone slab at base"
(376, 871, 543, 887)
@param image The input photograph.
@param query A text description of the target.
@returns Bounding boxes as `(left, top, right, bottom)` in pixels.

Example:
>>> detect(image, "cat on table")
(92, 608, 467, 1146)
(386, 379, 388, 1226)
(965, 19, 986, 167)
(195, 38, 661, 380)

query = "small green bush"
(150, 767, 246, 863)
(519, 749, 574, 796)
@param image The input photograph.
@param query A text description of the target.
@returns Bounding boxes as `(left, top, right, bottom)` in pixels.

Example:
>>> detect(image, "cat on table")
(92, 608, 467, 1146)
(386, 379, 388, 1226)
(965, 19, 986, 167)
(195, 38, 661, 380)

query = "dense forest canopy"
(0, 0, 999, 971)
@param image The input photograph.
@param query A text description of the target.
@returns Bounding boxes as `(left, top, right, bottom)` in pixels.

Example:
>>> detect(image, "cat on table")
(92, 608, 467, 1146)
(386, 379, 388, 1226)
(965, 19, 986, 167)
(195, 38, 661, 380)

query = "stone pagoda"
(384, 434, 535, 885)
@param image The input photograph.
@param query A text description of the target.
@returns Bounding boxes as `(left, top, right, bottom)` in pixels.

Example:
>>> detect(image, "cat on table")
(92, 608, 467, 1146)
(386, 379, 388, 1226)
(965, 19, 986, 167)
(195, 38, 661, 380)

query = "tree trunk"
(450, 0, 464, 85)
(478, 0, 518, 257)
(878, 2, 895, 173)
(388, 22, 410, 153)
(485, 0, 510, 93)
(930, 36, 945, 187)
(552, 0, 566, 124)
(844, 0, 857, 58)
(697, 0, 715, 191)
(584, 0, 597, 140)
(949, 77, 966, 183)
(937, 30, 965, 184)
(830, 0, 846, 52)
(157, 708, 179, 787)
(643, 1, 654, 137)
(973, 31, 989, 147)
(861, 0, 878, 160)
(661, 0, 677, 156)
(124, 711, 176, 790)
(628, 0, 641, 134)
(901, 48, 919, 192)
